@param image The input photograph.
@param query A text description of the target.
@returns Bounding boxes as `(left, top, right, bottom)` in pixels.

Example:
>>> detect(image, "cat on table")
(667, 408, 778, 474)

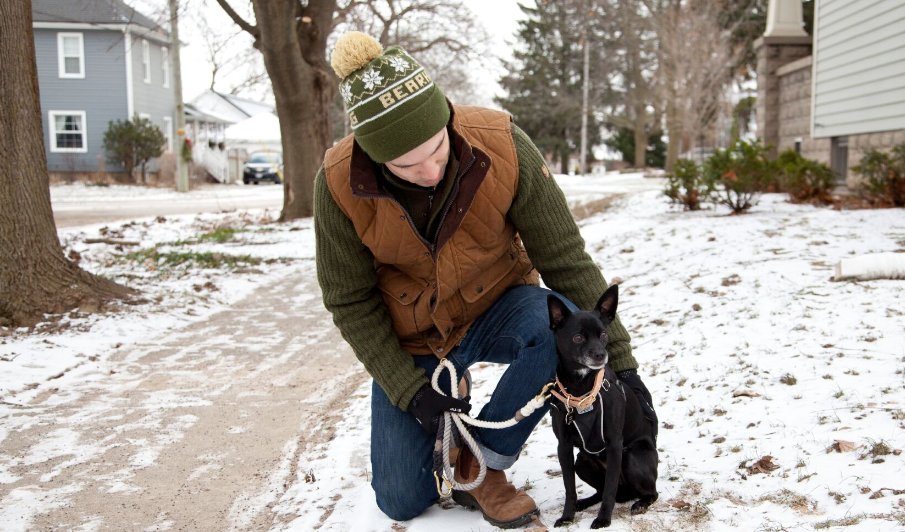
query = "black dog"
(547, 285, 658, 528)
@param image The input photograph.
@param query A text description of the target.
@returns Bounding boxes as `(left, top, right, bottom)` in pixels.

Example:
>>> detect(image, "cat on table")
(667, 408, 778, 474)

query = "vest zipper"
(432, 156, 475, 256)
(354, 191, 434, 252)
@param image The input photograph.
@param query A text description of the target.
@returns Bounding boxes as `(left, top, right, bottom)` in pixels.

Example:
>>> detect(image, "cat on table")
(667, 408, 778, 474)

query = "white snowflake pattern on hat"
(340, 83, 353, 104)
(361, 69, 384, 91)
(388, 56, 409, 74)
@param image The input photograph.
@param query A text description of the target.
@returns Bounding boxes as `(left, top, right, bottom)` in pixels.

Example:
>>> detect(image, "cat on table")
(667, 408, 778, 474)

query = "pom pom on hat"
(330, 32, 449, 163)
(331, 31, 384, 78)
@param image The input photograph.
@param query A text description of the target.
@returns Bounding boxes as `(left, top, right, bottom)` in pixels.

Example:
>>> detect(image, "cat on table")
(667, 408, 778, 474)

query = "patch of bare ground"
(665, 480, 712, 528)
(571, 194, 625, 220)
(759, 488, 819, 514)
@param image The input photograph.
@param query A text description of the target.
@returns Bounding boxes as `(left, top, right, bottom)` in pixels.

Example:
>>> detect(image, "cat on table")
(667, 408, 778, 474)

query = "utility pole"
(169, 0, 189, 192)
(579, 32, 590, 175)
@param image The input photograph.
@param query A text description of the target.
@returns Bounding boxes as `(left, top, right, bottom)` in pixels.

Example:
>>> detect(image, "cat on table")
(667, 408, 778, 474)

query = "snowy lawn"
(3, 174, 903, 531)
(0, 208, 314, 405)
(271, 183, 905, 531)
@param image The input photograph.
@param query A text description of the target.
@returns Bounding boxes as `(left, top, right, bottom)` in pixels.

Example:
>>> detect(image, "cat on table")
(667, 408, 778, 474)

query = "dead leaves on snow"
(826, 439, 857, 453)
(745, 455, 779, 475)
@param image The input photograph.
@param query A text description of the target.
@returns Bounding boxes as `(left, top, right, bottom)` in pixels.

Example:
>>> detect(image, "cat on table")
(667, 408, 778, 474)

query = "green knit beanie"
(330, 32, 449, 164)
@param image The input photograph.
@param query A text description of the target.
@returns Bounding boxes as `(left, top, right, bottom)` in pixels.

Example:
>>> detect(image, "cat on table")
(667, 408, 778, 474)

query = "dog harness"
(556, 394, 608, 454)
(550, 370, 626, 455)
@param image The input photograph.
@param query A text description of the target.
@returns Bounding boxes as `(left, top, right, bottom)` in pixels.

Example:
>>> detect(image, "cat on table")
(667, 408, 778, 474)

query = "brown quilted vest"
(323, 104, 540, 357)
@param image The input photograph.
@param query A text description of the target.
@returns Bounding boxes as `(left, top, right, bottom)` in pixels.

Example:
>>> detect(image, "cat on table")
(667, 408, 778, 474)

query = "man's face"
(385, 128, 450, 188)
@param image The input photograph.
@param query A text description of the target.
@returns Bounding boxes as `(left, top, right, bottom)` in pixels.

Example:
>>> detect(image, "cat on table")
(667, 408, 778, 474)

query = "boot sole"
(452, 490, 540, 529)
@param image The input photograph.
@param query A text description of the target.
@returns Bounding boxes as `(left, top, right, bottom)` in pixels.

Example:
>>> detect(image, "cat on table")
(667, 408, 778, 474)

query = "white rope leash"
(431, 358, 552, 495)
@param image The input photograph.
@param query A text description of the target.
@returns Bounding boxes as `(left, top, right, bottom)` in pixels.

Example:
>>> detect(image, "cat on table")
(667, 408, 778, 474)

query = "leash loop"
(430, 358, 551, 496)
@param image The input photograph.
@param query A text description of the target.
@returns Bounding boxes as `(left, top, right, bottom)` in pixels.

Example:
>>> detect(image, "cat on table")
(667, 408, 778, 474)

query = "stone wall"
(776, 56, 830, 164)
(755, 36, 812, 158)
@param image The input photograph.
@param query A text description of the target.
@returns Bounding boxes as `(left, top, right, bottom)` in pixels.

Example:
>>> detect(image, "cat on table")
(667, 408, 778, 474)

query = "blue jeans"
(369, 285, 578, 521)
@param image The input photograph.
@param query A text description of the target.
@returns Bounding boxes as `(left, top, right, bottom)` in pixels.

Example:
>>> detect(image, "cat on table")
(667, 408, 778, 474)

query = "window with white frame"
(163, 117, 173, 152)
(141, 39, 151, 83)
(161, 47, 170, 88)
(49, 111, 87, 152)
(57, 33, 85, 78)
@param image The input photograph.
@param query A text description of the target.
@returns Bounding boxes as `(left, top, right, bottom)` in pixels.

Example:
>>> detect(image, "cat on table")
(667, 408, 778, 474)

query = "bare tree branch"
(214, 0, 259, 38)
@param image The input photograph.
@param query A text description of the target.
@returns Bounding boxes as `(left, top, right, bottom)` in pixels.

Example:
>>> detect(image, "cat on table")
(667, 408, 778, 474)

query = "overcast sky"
(172, 0, 535, 105)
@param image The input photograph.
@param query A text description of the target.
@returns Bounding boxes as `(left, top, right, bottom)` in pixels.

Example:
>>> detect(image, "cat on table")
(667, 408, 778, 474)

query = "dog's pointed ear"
(547, 295, 571, 330)
(594, 284, 619, 322)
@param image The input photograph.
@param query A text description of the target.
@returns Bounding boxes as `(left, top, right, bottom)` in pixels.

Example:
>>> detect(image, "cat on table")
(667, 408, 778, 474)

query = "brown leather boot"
(452, 446, 539, 528)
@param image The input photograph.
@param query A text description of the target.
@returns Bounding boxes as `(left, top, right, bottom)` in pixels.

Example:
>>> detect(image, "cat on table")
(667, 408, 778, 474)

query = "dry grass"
(813, 514, 865, 529)
(759, 489, 818, 514)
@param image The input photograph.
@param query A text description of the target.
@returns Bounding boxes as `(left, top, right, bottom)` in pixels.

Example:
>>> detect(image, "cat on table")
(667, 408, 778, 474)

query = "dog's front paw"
(554, 514, 574, 528)
(590, 516, 612, 529)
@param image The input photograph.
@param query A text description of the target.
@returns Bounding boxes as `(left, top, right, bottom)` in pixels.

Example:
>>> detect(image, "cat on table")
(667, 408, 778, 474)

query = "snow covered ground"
(3, 173, 904, 531)
(271, 181, 905, 531)
(1, 207, 314, 405)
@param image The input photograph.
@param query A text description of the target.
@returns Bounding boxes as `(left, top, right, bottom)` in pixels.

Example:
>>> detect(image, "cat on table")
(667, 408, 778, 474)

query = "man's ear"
(594, 284, 619, 322)
(547, 295, 571, 330)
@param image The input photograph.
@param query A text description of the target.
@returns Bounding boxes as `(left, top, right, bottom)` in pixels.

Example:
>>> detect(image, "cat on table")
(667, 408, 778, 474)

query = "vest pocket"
(459, 246, 520, 304)
(376, 267, 427, 338)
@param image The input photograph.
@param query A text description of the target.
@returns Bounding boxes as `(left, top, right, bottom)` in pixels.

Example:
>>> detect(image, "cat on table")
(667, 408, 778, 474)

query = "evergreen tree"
(496, 1, 613, 174)
(604, 126, 666, 168)
(103, 117, 166, 183)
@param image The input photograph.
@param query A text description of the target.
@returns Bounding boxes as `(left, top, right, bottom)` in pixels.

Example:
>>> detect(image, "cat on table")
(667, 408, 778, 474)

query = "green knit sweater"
(314, 124, 636, 411)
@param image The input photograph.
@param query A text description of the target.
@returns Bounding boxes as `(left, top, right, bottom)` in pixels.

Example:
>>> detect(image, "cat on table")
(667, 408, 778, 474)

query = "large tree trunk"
(0, 0, 133, 328)
(251, 0, 336, 221)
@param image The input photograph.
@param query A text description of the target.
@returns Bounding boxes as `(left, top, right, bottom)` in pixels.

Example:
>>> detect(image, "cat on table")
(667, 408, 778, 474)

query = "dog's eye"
(600, 332, 608, 340)
(572, 334, 584, 343)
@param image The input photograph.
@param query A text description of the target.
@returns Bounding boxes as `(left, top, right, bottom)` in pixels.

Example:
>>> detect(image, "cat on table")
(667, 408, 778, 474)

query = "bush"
(852, 143, 905, 207)
(665, 159, 710, 210)
(703, 139, 774, 214)
(777, 149, 835, 203)
(103, 116, 165, 183)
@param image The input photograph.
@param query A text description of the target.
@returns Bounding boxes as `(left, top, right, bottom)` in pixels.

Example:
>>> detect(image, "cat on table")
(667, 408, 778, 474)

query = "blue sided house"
(32, 0, 176, 176)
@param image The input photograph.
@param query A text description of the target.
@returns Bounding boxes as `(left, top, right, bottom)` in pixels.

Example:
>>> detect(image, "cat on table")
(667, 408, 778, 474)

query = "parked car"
(243, 152, 283, 185)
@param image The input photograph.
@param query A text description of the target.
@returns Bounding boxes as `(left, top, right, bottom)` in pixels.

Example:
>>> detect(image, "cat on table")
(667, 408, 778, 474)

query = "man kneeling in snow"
(314, 31, 655, 528)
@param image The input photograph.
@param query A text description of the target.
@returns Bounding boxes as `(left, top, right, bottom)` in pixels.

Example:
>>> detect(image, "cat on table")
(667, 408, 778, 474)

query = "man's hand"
(408, 383, 472, 434)
(616, 368, 658, 442)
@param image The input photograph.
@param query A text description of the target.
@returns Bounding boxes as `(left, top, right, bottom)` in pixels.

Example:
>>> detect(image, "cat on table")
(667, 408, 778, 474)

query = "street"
(51, 183, 284, 228)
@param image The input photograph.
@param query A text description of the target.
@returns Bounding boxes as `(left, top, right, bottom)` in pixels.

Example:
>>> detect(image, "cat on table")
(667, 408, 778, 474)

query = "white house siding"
(34, 28, 128, 172)
(811, 0, 905, 139)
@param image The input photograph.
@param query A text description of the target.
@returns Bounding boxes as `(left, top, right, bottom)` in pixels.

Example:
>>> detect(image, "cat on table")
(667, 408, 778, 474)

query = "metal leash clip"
(540, 381, 555, 401)
(434, 471, 453, 497)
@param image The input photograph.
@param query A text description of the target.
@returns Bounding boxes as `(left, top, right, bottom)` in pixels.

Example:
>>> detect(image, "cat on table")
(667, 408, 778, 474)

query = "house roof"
(185, 103, 233, 124)
(188, 89, 276, 122)
(216, 91, 275, 118)
(225, 113, 281, 144)
(32, 0, 166, 35)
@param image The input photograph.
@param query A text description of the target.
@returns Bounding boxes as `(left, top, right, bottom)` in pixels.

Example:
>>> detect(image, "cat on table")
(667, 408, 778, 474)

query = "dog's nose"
(590, 350, 606, 359)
